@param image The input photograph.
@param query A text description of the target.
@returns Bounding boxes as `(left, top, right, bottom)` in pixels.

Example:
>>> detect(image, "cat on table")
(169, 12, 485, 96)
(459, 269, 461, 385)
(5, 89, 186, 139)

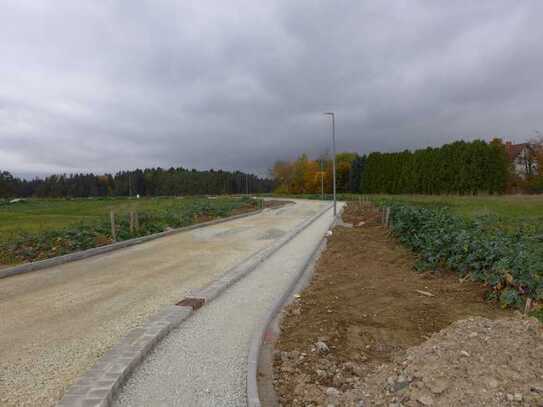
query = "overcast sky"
(2, 1, 543, 177)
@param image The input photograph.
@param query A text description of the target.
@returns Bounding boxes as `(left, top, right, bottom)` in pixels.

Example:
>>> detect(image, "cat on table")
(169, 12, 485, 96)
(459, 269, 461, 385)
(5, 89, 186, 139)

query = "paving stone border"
(57, 305, 193, 407)
(56, 202, 332, 407)
(246, 205, 345, 407)
(0, 208, 264, 280)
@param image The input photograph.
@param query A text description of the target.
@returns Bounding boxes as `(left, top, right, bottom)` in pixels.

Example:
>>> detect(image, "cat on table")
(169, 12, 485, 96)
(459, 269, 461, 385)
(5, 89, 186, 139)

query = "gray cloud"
(1, 0, 543, 177)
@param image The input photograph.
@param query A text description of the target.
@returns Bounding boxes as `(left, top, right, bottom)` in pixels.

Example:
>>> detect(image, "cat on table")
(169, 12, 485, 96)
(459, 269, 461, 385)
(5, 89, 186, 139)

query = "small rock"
(416, 394, 434, 406)
(280, 351, 289, 362)
(397, 374, 408, 384)
(428, 379, 448, 394)
(485, 377, 499, 389)
(315, 341, 330, 353)
(506, 394, 514, 402)
(316, 369, 327, 379)
(513, 393, 523, 402)
(460, 350, 470, 357)
(332, 373, 345, 387)
(273, 350, 282, 362)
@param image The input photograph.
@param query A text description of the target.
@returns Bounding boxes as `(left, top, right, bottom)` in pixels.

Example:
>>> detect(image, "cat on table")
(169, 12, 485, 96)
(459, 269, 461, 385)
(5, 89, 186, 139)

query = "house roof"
(505, 142, 528, 160)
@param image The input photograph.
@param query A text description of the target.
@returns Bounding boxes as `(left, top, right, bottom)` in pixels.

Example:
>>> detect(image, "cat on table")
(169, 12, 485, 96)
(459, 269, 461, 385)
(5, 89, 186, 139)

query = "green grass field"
(369, 194, 543, 223)
(0, 196, 250, 242)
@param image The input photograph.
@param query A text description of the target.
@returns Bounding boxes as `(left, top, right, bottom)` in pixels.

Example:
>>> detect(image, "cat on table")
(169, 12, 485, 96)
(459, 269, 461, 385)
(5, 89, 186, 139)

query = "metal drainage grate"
(176, 297, 205, 310)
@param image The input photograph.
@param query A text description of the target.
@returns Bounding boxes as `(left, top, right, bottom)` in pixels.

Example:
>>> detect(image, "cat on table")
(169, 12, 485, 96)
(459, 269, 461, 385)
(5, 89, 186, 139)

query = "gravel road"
(0, 199, 328, 407)
(113, 203, 341, 407)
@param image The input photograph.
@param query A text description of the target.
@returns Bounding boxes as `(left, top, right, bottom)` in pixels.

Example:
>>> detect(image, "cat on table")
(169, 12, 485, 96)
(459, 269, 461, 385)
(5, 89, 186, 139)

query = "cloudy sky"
(2, 1, 543, 177)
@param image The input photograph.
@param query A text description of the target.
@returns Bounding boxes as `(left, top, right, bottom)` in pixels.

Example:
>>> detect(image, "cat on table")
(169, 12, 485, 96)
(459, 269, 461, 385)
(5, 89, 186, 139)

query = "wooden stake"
(110, 211, 116, 241)
(386, 207, 391, 228)
(384, 207, 391, 227)
(129, 211, 134, 234)
(524, 297, 533, 314)
(135, 212, 139, 232)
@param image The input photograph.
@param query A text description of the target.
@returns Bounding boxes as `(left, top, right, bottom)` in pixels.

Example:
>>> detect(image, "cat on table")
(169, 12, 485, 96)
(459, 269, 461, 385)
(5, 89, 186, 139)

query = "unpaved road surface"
(0, 199, 328, 407)
(113, 202, 341, 407)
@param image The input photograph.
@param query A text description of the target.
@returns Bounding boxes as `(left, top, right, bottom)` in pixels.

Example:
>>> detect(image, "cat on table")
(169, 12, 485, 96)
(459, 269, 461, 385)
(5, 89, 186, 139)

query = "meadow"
(370, 194, 543, 224)
(0, 197, 250, 240)
(0, 196, 257, 265)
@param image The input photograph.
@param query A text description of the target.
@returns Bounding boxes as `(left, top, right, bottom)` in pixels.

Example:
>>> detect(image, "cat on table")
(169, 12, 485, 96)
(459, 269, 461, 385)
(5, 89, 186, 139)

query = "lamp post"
(320, 158, 324, 201)
(323, 112, 337, 217)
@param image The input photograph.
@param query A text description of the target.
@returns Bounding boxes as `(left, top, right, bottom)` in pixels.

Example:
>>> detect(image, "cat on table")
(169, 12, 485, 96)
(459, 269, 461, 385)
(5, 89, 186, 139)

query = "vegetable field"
(0, 196, 258, 265)
(368, 195, 543, 311)
(384, 202, 543, 311)
(272, 193, 543, 311)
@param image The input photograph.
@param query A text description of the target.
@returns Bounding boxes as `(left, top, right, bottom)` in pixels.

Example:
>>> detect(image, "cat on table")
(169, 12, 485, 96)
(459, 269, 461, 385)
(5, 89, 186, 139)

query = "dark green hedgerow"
(389, 205, 543, 309)
(0, 198, 257, 265)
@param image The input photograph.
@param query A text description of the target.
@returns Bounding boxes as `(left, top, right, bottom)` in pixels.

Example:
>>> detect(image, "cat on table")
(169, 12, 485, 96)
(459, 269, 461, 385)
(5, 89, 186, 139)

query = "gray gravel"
(1, 200, 324, 407)
(113, 204, 339, 407)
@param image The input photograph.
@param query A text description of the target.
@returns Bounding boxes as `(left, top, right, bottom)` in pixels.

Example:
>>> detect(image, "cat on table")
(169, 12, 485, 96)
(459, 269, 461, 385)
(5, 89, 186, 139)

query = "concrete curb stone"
(57, 305, 193, 407)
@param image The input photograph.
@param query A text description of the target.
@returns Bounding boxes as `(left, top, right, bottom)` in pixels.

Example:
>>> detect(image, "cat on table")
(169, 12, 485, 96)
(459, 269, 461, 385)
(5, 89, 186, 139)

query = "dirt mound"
(338, 316, 543, 406)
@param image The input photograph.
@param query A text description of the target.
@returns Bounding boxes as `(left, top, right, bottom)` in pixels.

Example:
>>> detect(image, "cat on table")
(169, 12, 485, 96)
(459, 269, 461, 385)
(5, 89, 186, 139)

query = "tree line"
(0, 167, 274, 198)
(362, 139, 509, 194)
(273, 138, 536, 195)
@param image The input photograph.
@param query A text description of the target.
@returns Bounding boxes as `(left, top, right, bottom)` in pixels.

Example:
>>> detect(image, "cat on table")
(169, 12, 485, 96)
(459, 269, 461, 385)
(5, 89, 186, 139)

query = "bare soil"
(273, 203, 543, 406)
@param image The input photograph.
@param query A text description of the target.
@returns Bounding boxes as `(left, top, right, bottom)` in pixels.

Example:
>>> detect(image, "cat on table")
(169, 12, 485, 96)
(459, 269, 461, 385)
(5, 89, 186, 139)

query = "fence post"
(135, 212, 140, 232)
(383, 207, 391, 227)
(387, 207, 392, 229)
(129, 212, 134, 234)
(110, 211, 117, 242)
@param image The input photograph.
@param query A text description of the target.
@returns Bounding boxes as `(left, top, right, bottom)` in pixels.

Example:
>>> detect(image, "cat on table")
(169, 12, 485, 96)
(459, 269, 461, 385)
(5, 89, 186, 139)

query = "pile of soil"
(273, 203, 543, 406)
(338, 317, 543, 406)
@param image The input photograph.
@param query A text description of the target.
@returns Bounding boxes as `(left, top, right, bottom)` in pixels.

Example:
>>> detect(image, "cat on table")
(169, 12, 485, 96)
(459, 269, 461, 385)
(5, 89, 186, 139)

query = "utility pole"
(323, 112, 337, 217)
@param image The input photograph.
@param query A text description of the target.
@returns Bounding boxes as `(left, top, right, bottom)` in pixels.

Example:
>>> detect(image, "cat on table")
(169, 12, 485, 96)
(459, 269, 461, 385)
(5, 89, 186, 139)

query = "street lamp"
(323, 112, 337, 217)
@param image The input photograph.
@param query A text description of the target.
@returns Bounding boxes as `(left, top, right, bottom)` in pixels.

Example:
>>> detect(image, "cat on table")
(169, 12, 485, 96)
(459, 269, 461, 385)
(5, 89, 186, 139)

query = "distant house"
(505, 141, 539, 178)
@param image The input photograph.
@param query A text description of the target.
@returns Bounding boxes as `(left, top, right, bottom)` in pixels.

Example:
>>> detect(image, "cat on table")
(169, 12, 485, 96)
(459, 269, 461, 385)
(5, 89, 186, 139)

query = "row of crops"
(0, 197, 259, 265)
(388, 204, 543, 310)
